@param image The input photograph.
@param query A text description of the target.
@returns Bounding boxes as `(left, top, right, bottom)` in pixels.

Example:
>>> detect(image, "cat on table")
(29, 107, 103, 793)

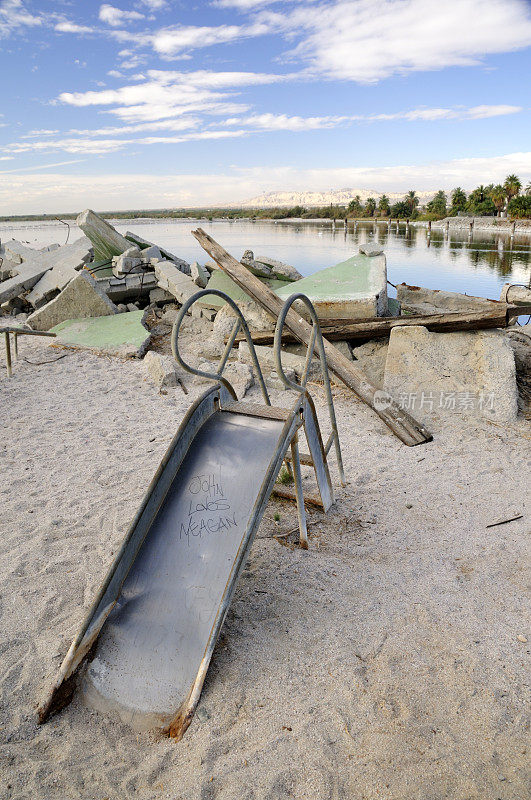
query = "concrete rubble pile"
(1, 217, 528, 424)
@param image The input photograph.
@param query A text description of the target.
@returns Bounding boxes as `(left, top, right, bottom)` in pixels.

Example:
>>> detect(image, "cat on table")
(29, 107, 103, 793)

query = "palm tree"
(489, 185, 506, 215)
(365, 197, 376, 217)
(503, 174, 521, 201)
(525, 182, 531, 197)
(406, 190, 419, 214)
(377, 194, 390, 216)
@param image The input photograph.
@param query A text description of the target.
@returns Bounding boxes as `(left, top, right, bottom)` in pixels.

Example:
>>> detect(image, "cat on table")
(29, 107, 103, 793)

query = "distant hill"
(242, 188, 436, 208)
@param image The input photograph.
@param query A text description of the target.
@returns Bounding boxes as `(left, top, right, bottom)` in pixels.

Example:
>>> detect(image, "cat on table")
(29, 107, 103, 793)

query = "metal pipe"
(171, 288, 271, 405)
(13, 332, 18, 360)
(290, 435, 308, 549)
(273, 294, 345, 486)
(217, 318, 241, 375)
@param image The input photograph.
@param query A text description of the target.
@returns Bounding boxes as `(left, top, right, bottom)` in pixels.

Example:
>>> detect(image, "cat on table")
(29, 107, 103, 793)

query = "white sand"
(0, 330, 529, 800)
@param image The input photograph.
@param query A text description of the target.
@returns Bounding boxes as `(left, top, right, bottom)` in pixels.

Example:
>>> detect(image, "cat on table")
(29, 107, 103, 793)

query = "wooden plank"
(221, 401, 291, 421)
(272, 486, 325, 510)
(228, 306, 526, 346)
(192, 228, 432, 447)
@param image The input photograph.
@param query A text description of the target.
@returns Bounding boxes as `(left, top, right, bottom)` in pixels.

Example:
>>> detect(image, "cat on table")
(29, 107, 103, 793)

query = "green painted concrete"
(197, 270, 286, 309)
(276, 254, 376, 303)
(50, 311, 149, 355)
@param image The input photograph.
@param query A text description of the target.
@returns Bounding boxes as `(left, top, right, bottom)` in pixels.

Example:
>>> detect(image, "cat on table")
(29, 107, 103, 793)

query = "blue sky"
(0, 0, 530, 213)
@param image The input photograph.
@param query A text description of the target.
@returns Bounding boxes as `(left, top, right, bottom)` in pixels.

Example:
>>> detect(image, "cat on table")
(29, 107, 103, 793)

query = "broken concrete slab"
(240, 250, 272, 278)
(0, 237, 92, 306)
(383, 326, 518, 423)
(194, 359, 254, 400)
(149, 287, 174, 304)
(359, 243, 384, 256)
(199, 299, 276, 358)
(50, 310, 150, 357)
(25, 236, 93, 308)
(96, 272, 158, 302)
(190, 261, 209, 288)
(254, 255, 303, 282)
(266, 367, 296, 391)
(351, 339, 389, 389)
(77, 209, 131, 261)
(238, 341, 320, 382)
(194, 269, 286, 310)
(153, 260, 198, 305)
(397, 284, 497, 315)
(3, 240, 38, 263)
(27, 269, 117, 331)
(276, 252, 388, 320)
(144, 350, 178, 389)
(124, 231, 190, 275)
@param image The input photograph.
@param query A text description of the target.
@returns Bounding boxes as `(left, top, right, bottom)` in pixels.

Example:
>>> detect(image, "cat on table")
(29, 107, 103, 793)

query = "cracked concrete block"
(351, 339, 389, 389)
(276, 252, 388, 320)
(195, 359, 253, 400)
(77, 209, 131, 261)
(27, 269, 117, 331)
(359, 244, 384, 256)
(383, 326, 518, 423)
(154, 260, 198, 305)
(125, 231, 190, 275)
(25, 236, 93, 308)
(239, 341, 320, 382)
(191, 261, 210, 288)
(1, 237, 92, 305)
(149, 287, 174, 304)
(240, 250, 272, 278)
(254, 255, 302, 282)
(144, 350, 178, 389)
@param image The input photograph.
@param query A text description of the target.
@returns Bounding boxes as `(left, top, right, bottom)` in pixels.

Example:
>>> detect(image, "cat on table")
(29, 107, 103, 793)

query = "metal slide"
(38, 292, 343, 740)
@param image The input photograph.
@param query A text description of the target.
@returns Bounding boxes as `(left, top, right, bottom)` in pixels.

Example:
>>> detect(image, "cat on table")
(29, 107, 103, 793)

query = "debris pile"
(1, 214, 529, 429)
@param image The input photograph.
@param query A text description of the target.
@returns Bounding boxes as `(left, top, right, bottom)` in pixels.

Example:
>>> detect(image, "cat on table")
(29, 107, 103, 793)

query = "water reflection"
(1, 216, 530, 300)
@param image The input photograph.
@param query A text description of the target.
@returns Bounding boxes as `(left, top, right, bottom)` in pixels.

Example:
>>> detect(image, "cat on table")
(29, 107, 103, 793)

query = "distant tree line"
(345, 174, 531, 220)
(2, 175, 530, 224)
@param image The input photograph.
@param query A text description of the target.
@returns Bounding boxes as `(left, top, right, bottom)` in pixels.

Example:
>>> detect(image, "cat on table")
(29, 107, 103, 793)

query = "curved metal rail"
(273, 293, 345, 486)
(171, 288, 271, 405)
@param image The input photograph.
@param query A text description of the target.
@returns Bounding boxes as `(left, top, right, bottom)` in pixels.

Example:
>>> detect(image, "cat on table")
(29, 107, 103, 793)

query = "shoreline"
(2, 214, 530, 239)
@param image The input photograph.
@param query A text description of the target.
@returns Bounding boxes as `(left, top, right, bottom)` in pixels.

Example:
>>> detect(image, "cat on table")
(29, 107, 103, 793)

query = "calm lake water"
(2, 218, 530, 302)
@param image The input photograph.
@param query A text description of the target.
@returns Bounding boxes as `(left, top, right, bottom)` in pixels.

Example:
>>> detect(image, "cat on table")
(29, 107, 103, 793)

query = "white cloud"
(138, 0, 168, 9)
(0, 0, 43, 37)
(224, 105, 522, 131)
(99, 4, 144, 27)
(278, 0, 531, 82)
(226, 113, 349, 130)
(1, 152, 529, 214)
(152, 21, 270, 57)
(0, 159, 85, 173)
(55, 21, 94, 34)
(58, 70, 284, 123)
(21, 129, 60, 138)
(363, 105, 523, 122)
(2, 129, 248, 156)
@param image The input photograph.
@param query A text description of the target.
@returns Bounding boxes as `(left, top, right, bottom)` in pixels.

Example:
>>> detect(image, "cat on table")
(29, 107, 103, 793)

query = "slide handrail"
(171, 288, 271, 405)
(273, 293, 345, 485)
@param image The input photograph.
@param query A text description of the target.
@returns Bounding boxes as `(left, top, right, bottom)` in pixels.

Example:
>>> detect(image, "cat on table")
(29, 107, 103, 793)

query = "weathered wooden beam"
(191, 228, 432, 447)
(228, 306, 530, 346)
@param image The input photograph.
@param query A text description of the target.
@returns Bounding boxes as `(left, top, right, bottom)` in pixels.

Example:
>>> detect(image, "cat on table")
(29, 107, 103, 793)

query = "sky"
(0, 0, 530, 213)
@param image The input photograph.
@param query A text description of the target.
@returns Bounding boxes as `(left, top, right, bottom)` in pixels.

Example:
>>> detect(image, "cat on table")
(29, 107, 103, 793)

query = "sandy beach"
(0, 327, 529, 800)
